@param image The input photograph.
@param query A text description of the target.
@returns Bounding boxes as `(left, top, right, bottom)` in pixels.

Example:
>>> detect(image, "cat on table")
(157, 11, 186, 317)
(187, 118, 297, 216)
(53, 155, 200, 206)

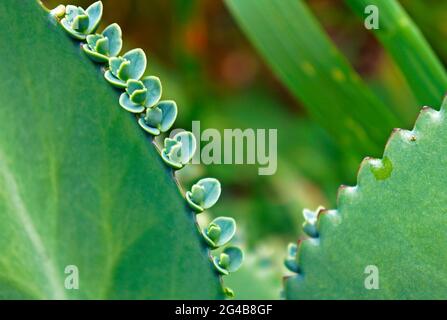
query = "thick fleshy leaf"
(202, 217, 236, 248)
(284, 243, 299, 273)
(82, 44, 108, 63)
(142, 76, 162, 108)
(126, 80, 147, 105)
(0, 0, 222, 299)
(102, 23, 122, 57)
(130, 89, 148, 105)
(138, 101, 176, 136)
(109, 57, 124, 76)
(186, 178, 221, 212)
(117, 60, 133, 82)
(285, 100, 447, 299)
(104, 70, 127, 88)
(119, 92, 145, 113)
(85, 1, 103, 33)
(138, 117, 160, 136)
(156, 101, 177, 132)
(161, 132, 196, 170)
(95, 37, 109, 55)
(145, 106, 163, 127)
(86, 34, 101, 48)
(302, 207, 320, 238)
(64, 5, 79, 23)
(138, 107, 163, 136)
(162, 142, 183, 170)
(190, 184, 206, 205)
(173, 131, 196, 165)
(60, 17, 86, 40)
(72, 14, 89, 33)
(213, 247, 244, 275)
(126, 79, 144, 95)
(122, 48, 147, 81)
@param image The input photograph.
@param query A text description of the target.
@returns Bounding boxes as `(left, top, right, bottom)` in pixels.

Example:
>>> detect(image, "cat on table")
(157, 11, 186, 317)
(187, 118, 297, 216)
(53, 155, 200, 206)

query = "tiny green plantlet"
(223, 287, 235, 299)
(302, 206, 323, 238)
(284, 243, 299, 273)
(186, 178, 222, 213)
(161, 131, 197, 170)
(120, 77, 163, 114)
(138, 100, 177, 136)
(212, 247, 244, 276)
(60, 1, 102, 40)
(202, 217, 236, 249)
(82, 23, 123, 63)
(105, 49, 147, 88)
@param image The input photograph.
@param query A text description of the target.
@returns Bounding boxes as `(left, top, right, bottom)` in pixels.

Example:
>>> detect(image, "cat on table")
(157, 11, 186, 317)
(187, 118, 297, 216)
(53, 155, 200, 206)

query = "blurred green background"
(42, 0, 447, 299)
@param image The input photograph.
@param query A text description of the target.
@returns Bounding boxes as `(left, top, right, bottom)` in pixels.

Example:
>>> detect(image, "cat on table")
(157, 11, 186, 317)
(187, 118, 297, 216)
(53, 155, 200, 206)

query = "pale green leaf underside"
(0, 1, 222, 299)
(285, 99, 447, 299)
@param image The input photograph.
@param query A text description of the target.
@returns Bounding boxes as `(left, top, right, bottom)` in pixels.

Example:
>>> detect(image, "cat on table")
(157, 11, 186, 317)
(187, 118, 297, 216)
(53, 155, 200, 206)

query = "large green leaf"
(345, 0, 447, 107)
(225, 0, 401, 162)
(285, 98, 447, 299)
(0, 0, 222, 299)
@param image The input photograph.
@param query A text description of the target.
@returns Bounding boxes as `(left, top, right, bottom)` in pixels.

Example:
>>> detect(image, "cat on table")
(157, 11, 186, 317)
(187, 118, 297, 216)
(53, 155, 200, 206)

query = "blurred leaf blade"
(346, 0, 447, 108)
(225, 0, 401, 159)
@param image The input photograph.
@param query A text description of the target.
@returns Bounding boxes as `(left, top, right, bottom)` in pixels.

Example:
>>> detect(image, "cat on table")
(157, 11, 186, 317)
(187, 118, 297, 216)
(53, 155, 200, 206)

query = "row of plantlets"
(51, 1, 242, 298)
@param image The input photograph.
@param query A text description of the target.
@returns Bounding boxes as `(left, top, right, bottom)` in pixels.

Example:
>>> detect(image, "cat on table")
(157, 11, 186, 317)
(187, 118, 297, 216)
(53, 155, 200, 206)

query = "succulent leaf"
(285, 99, 447, 299)
(117, 60, 132, 82)
(104, 70, 127, 88)
(202, 217, 236, 249)
(141, 76, 162, 108)
(85, 1, 103, 33)
(219, 253, 231, 269)
(72, 14, 89, 33)
(302, 207, 323, 238)
(127, 79, 145, 92)
(60, 1, 103, 40)
(83, 23, 122, 63)
(138, 101, 178, 136)
(109, 57, 125, 75)
(212, 247, 244, 275)
(102, 23, 123, 57)
(207, 224, 222, 242)
(105, 49, 146, 87)
(161, 131, 196, 170)
(64, 5, 79, 22)
(95, 37, 109, 55)
(186, 178, 221, 212)
(119, 92, 145, 114)
(284, 243, 299, 273)
(122, 49, 147, 80)
(61, 17, 85, 40)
